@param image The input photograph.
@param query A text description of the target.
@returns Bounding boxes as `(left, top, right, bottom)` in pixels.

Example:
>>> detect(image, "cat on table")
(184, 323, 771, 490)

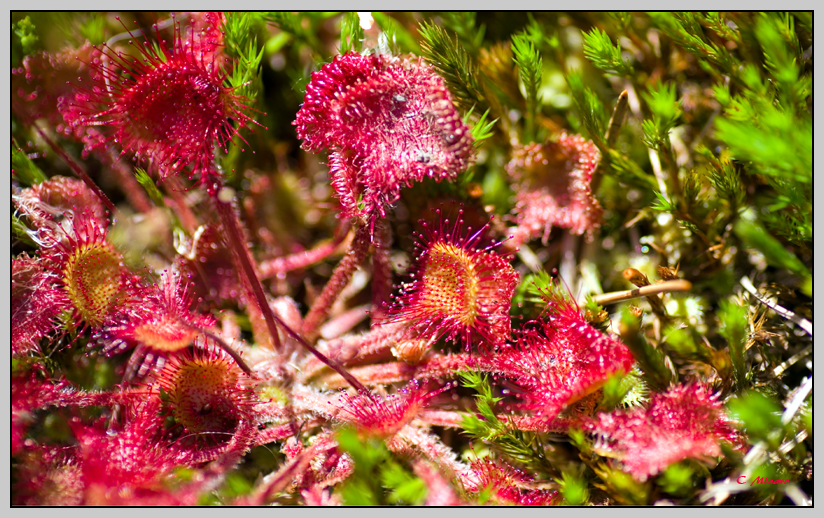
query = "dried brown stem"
(592, 279, 693, 306)
(591, 90, 629, 194)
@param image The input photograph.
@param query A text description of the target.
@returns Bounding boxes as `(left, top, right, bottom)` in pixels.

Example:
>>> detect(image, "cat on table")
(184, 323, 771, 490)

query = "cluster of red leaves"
(11, 17, 747, 505)
(11, 360, 260, 505)
(98, 269, 215, 356)
(583, 383, 739, 481)
(294, 52, 474, 225)
(11, 254, 68, 356)
(506, 133, 603, 243)
(465, 458, 560, 506)
(478, 294, 635, 422)
(59, 17, 258, 190)
(389, 209, 519, 352)
(333, 380, 450, 438)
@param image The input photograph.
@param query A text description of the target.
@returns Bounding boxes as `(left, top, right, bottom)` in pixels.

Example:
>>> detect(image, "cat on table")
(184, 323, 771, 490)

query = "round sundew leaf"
(63, 241, 123, 327)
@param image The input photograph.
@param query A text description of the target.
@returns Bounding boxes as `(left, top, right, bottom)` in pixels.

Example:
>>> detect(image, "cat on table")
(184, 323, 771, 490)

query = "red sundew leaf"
(14, 176, 107, 229)
(486, 296, 635, 420)
(301, 486, 343, 506)
(332, 379, 450, 437)
(12, 43, 98, 135)
(181, 12, 226, 67)
(465, 458, 560, 506)
(97, 268, 215, 356)
(389, 209, 518, 351)
(38, 209, 137, 329)
(506, 134, 603, 243)
(60, 18, 260, 190)
(582, 383, 738, 481)
(12, 254, 69, 356)
(155, 341, 257, 444)
(294, 52, 474, 223)
(12, 446, 84, 506)
(70, 397, 203, 505)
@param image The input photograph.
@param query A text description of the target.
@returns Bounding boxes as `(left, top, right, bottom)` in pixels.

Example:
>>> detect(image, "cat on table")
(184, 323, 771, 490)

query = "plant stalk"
(214, 190, 370, 394)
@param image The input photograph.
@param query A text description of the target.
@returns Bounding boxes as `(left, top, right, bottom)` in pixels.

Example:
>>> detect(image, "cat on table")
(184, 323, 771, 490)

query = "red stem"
(370, 219, 394, 326)
(258, 219, 351, 279)
(13, 105, 118, 220)
(214, 196, 282, 350)
(100, 144, 153, 213)
(200, 330, 253, 375)
(301, 223, 372, 341)
(213, 193, 370, 395)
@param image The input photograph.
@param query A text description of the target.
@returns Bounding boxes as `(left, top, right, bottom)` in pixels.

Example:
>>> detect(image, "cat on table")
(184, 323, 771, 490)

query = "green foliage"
(13, 16, 39, 61)
(261, 12, 332, 58)
(734, 218, 810, 278)
(223, 13, 265, 103)
(599, 367, 648, 410)
(699, 149, 745, 213)
(640, 82, 681, 151)
(337, 428, 427, 506)
(380, 461, 428, 505)
(480, 167, 512, 214)
(371, 13, 420, 54)
(511, 31, 542, 141)
(78, 14, 107, 45)
(198, 472, 254, 505)
(651, 190, 676, 213)
(12, 214, 36, 247)
(582, 27, 633, 76)
(727, 391, 785, 448)
(662, 324, 716, 367)
(339, 12, 364, 54)
(418, 21, 487, 113)
(659, 462, 696, 497)
(566, 70, 607, 150)
(647, 12, 736, 76)
(604, 149, 658, 191)
(439, 12, 485, 54)
(12, 141, 47, 186)
(556, 470, 589, 505)
(459, 371, 552, 473)
(704, 13, 812, 251)
(511, 270, 566, 317)
(134, 168, 186, 238)
(133, 168, 165, 208)
(620, 309, 673, 391)
(592, 463, 649, 505)
(717, 299, 748, 391)
(465, 107, 497, 148)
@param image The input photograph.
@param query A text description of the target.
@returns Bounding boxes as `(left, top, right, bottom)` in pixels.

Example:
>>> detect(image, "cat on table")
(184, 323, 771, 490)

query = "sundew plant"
(11, 12, 812, 506)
